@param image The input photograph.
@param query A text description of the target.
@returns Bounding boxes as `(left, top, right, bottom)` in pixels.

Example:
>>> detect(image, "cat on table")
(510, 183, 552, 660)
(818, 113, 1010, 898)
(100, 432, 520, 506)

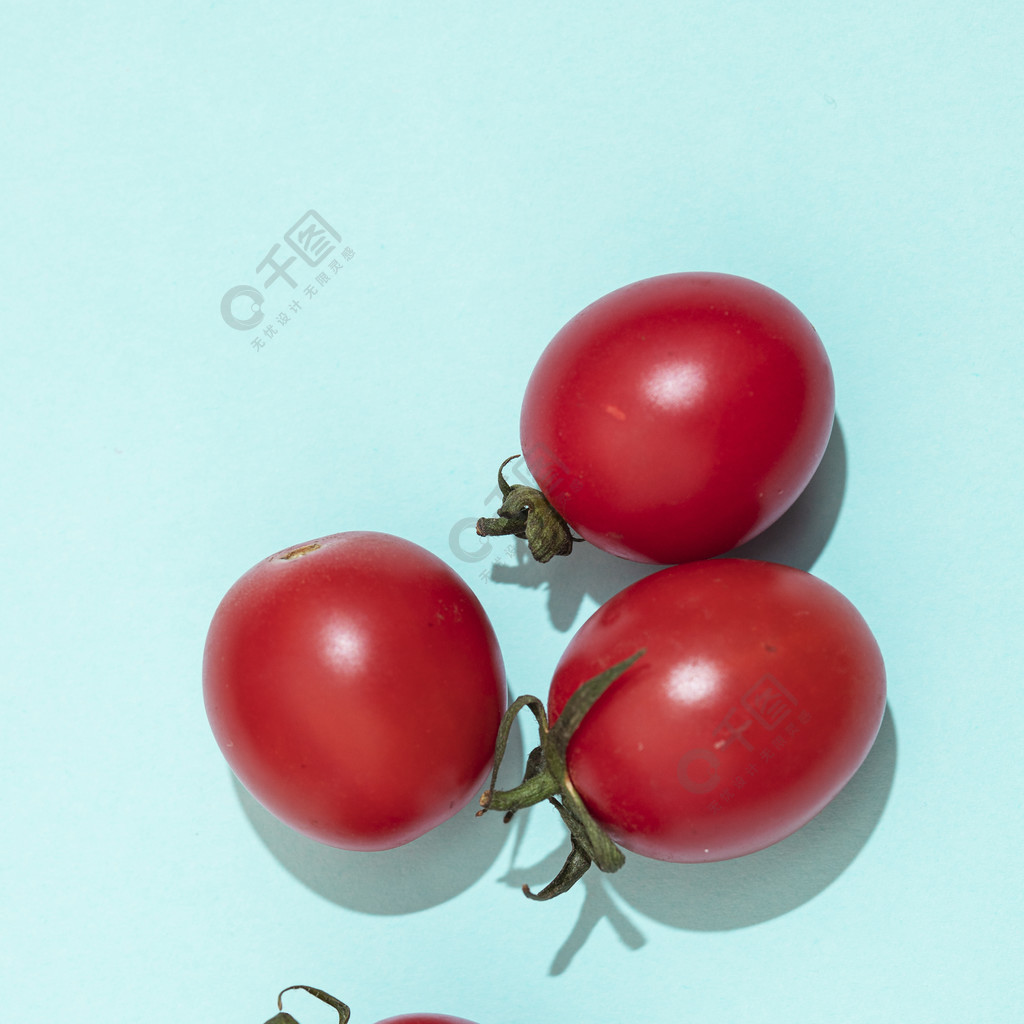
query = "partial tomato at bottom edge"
(266, 986, 480, 1024)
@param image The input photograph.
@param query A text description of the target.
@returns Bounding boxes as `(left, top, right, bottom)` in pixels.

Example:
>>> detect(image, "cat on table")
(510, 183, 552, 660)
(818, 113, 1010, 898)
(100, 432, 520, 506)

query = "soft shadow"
(232, 714, 525, 915)
(495, 843, 649, 975)
(489, 536, 659, 632)
(496, 704, 896, 968)
(611, 701, 897, 929)
(549, 871, 647, 975)
(724, 414, 847, 570)
(484, 415, 848, 629)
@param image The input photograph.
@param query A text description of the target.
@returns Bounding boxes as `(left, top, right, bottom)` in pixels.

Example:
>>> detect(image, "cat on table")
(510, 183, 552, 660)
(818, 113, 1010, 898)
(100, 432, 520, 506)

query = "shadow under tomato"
(497, 703, 896, 970)
(487, 415, 848, 631)
(724, 413, 847, 571)
(609, 700, 896, 930)
(232, 710, 526, 915)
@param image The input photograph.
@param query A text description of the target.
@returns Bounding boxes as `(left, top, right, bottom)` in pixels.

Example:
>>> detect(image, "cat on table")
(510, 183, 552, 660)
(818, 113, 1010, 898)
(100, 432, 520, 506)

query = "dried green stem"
(475, 455, 580, 563)
(477, 650, 645, 899)
(265, 987, 350, 1024)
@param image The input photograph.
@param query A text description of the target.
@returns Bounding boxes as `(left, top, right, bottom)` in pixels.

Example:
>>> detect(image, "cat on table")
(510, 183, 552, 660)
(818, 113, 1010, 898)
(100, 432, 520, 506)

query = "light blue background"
(3, 2, 1022, 1021)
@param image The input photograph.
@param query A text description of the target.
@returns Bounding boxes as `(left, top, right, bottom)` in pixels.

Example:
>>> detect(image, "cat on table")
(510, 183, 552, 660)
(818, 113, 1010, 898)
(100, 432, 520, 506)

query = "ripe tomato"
(518, 272, 835, 564)
(545, 558, 885, 864)
(203, 532, 506, 851)
(267, 986, 479, 1024)
(375, 1017, 480, 1023)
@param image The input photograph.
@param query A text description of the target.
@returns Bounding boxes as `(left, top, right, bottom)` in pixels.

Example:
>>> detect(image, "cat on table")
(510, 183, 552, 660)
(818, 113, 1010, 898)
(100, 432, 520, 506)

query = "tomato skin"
(375, 1017, 480, 1024)
(546, 559, 885, 863)
(520, 272, 835, 564)
(202, 532, 506, 851)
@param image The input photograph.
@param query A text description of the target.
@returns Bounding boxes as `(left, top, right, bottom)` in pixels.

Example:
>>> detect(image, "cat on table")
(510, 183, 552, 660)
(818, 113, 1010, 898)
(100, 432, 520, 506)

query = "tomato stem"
(477, 649, 644, 899)
(266, 986, 350, 1024)
(475, 455, 579, 563)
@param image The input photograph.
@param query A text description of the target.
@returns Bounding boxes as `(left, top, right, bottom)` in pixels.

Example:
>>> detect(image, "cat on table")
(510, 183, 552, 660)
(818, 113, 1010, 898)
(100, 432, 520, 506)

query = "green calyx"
(475, 455, 580, 563)
(477, 650, 645, 900)
(264, 986, 350, 1024)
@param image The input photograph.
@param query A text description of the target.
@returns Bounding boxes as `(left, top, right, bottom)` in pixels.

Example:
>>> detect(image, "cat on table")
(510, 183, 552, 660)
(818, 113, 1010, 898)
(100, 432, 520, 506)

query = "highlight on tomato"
(264, 985, 480, 1024)
(478, 558, 886, 899)
(476, 272, 836, 565)
(203, 531, 506, 851)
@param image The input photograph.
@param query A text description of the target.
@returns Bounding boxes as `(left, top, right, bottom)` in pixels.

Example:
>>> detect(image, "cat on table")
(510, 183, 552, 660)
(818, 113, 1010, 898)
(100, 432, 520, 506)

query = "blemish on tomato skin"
(275, 542, 323, 561)
(605, 404, 627, 421)
(432, 601, 464, 625)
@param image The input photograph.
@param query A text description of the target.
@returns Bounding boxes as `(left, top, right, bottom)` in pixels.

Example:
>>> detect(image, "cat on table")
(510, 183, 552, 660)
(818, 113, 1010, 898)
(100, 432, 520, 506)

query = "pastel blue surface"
(2, 3, 1022, 1022)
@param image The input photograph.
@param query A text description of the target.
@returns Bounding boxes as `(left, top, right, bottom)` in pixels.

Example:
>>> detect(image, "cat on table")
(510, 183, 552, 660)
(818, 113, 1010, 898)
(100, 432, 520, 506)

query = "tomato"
(515, 272, 835, 564)
(203, 532, 506, 851)
(480, 558, 885, 895)
(547, 558, 885, 863)
(266, 986, 479, 1024)
(374, 1017, 480, 1024)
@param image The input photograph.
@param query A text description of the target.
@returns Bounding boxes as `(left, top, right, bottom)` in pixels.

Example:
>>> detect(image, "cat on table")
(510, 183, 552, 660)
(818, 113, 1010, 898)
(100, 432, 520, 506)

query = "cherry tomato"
(546, 558, 885, 863)
(519, 272, 835, 564)
(203, 532, 506, 851)
(375, 1017, 479, 1024)
(267, 986, 479, 1024)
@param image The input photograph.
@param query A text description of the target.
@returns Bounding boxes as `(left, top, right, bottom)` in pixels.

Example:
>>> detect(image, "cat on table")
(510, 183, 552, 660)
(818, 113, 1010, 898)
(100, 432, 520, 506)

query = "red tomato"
(546, 559, 885, 863)
(203, 532, 506, 851)
(519, 272, 835, 564)
(375, 1017, 480, 1024)
(268, 987, 479, 1024)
